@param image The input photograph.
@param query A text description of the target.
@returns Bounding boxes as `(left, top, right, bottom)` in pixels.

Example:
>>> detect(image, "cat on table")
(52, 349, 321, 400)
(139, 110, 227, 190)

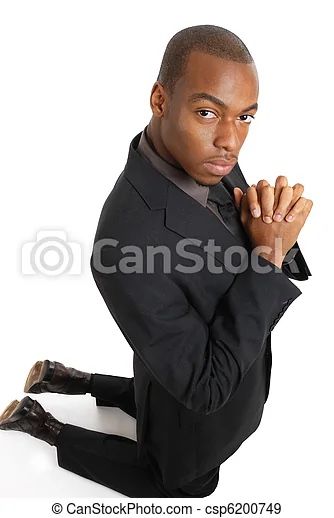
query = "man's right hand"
(239, 189, 313, 268)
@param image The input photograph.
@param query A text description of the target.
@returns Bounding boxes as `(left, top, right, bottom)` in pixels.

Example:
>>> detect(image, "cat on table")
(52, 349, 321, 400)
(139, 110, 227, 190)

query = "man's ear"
(150, 81, 168, 117)
(233, 187, 244, 209)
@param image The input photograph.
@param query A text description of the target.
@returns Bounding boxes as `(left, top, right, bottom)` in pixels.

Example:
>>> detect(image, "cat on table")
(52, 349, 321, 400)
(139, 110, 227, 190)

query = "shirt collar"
(137, 125, 209, 207)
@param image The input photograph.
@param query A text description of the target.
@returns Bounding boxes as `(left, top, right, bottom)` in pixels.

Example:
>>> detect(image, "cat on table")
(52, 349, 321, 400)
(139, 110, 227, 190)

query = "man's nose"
(213, 121, 240, 153)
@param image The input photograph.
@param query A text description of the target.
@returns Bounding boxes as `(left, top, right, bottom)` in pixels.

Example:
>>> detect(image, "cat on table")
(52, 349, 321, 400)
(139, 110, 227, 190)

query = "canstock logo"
(91, 237, 285, 275)
(21, 230, 82, 276)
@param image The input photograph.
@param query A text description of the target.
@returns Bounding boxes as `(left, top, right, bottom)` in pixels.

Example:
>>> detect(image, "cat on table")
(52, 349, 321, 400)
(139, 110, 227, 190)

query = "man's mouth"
(203, 160, 236, 176)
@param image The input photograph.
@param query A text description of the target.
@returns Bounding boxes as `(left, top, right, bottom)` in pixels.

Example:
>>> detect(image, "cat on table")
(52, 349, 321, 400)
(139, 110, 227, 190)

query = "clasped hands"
(233, 175, 307, 224)
(232, 175, 313, 268)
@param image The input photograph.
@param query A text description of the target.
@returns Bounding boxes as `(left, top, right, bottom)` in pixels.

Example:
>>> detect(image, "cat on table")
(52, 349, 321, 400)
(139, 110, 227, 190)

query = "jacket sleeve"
(282, 240, 312, 281)
(90, 248, 302, 415)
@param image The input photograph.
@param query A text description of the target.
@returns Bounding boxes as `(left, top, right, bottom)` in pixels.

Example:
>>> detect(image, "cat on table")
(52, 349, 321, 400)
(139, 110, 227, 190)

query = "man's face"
(153, 51, 259, 186)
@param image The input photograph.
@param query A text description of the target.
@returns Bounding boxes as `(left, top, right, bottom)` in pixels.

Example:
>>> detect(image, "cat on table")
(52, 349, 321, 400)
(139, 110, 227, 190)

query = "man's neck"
(146, 121, 182, 170)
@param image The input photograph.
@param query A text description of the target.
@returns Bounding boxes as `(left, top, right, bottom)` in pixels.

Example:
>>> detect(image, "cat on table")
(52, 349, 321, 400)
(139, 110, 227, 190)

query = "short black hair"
(157, 25, 254, 97)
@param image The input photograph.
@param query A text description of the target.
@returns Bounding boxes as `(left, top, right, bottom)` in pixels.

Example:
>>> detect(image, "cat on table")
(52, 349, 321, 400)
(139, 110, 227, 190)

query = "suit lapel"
(165, 181, 245, 267)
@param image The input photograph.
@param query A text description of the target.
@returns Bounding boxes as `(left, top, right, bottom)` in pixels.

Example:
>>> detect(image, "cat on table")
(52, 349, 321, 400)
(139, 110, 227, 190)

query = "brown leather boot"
(24, 360, 92, 395)
(0, 396, 64, 446)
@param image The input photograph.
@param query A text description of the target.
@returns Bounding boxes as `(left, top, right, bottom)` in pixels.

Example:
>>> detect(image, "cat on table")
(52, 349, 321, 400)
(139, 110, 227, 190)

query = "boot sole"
(0, 399, 20, 422)
(24, 360, 52, 393)
(0, 396, 34, 426)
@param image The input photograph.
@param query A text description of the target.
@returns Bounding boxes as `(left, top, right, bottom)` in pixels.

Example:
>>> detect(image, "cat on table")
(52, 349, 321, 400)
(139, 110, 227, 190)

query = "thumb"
(233, 187, 244, 210)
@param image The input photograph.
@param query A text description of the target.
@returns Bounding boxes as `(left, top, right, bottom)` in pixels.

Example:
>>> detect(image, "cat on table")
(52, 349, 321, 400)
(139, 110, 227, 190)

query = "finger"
(305, 198, 313, 215)
(299, 199, 313, 226)
(304, 199, 314, 218)
(273, 176, 288, 214)
(284, 196, 307, 222)
(274, 182, 304, 220)
(233, 187, 244, 210)
(260, 185, 275, 223)
(287, 183, 304, 211)
(273, 186, 294, 221)
(246, 185, 261, 217)
(292, 182, 304, 198)
(256, 180, 271, 218)
(256, 179, 270, 191)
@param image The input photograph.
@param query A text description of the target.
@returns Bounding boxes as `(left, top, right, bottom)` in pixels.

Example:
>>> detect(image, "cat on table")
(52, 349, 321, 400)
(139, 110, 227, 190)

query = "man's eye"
(197, 110, 216, 119)
(239, 114, 255, 124)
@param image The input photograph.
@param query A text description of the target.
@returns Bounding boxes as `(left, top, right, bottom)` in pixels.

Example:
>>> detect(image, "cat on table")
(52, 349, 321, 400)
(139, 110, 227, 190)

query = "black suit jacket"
(90, 131, 311, 489)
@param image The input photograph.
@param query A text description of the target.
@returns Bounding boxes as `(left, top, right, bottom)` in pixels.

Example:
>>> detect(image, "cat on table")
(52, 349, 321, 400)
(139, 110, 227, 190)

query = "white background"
(0, 0, 333, 515)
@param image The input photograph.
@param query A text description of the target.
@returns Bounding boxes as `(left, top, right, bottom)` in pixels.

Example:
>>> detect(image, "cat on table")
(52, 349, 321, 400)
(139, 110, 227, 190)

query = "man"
(0, 25, 312, 498)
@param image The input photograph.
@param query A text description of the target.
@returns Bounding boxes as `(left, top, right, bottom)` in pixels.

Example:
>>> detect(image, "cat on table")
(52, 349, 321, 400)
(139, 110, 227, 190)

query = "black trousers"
(55, 373, 220, 498)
